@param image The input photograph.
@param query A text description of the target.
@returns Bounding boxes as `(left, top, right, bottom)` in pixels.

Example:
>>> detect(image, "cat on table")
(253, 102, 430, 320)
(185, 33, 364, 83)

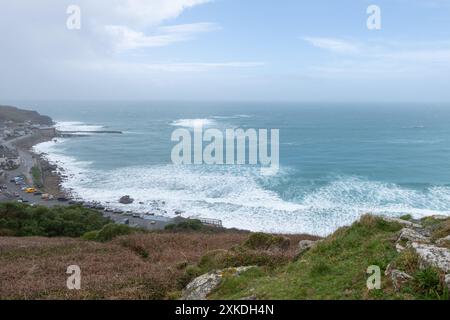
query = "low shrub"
(412, 267, 448, 299)
(243, 233, 290, 251)
(0, 202, 110, 237)
(90, 223, 138, 242)
(399, 214, 413, 221)
(165, 219, 204, 232)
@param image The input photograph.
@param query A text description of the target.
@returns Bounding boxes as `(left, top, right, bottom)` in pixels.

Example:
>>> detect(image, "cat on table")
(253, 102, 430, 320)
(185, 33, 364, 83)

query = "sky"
(1, 0, 450, 102)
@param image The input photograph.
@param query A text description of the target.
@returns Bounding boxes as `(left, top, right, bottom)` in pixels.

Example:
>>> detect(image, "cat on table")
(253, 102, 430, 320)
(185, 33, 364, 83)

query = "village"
(0, 119, 55, 171)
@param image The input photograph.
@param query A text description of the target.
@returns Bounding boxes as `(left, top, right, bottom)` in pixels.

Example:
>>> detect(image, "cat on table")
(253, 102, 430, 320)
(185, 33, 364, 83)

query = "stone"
(384, 263, 393, 276)
(395, 243, 406, 253)
(445, 274, 450, 292)
(119, 195, 134, 204)
(397, 228, 430, 244)
(297, 240, 318, 256)
(410, 242, 450, 272)
(391, 270, 413, 291)
(436, 235, 450, 246)
(382, 217, 422, 228)
(182, 266, 255, 300)
(430, 215, 449, 221)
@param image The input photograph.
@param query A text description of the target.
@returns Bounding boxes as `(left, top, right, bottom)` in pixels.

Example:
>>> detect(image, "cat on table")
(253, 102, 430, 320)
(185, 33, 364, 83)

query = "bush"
(415, 268, 440, 291)
(89, 223, 138, 242)
(243, 232, 290, 251)
(0, 202, 110, 237)
(399, 214, 413, 221)
(165, 219, 204, 232)
(81, 230, 99, 241)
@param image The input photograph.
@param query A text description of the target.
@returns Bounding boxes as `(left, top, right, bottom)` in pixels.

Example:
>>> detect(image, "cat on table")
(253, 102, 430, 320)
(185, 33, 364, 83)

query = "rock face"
(410, 242, 450, 273)
(382, 217, 422, 228)
(398, 228, 430, 244)
(297, 240, 318, 256)
(396, 228, 430, 252)
(119, 195, 134, 204)
(182, 266, 255, 300)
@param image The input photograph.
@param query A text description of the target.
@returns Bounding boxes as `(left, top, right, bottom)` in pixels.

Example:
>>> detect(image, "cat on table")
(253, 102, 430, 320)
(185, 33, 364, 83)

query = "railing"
(198, 217, 223, 228)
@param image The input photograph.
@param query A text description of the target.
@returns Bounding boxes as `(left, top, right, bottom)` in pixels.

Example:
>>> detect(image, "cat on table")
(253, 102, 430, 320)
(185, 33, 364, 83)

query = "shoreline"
(7, 131, 177, 231)
(11, 132, 66, 197)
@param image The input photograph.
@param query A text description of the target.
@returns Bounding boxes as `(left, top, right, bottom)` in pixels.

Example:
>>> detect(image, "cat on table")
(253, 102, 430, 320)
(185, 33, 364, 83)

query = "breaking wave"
(31, 139, 450, 236)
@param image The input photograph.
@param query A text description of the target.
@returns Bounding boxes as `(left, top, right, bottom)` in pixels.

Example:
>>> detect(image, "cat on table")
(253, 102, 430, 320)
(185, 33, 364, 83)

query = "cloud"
(104, 22, 219, 51)
(72, 60, 266, 73)
(303, 37, 450, 78)
(112, 0, 213, 26)
(303, 37, 360, 54)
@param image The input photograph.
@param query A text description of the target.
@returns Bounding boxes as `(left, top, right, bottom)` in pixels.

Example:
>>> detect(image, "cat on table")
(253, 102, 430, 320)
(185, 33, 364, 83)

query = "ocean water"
(26, 101, 450, 236)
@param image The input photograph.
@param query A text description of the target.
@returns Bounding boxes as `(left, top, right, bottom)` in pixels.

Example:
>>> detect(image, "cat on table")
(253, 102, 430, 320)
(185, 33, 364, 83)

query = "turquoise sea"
(20, 101, 450, 235)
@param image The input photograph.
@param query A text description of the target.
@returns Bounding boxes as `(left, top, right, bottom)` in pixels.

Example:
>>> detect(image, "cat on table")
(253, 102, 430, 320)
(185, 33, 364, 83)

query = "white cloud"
(303, 37, 360, 54)
(303, 37, 450, 78)
(113, 0, 212, 26)
(75, 60, 266, 73)
(104, 22, 219, 51)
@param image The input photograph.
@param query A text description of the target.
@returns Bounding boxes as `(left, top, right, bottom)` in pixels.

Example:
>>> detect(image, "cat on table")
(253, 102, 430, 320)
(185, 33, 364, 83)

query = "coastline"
(4, 128, 176, 231)
(11, 132, 66, 197)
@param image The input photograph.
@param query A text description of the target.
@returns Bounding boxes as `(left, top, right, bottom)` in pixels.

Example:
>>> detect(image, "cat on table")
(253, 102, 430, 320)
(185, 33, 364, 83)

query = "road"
(0, 134, 176, 231)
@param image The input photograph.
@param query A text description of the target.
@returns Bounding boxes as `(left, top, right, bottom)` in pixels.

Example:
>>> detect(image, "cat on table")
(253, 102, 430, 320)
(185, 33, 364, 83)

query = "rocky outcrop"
(410, 242, 450, 273)
(396, 228, 430, 252)
(398, 228, 430, 243)
(436, 235, 450, 246)
(119, 195, 134, 204)
(381, 214, 450, 293)
(182, 266, 255, 300)
(382, 217, 422, 228)
(297, 240, 318, 256)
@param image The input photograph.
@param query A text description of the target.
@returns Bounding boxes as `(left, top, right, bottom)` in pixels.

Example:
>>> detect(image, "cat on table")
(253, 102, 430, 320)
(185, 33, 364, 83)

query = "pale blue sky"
(1, 0, 450, 102)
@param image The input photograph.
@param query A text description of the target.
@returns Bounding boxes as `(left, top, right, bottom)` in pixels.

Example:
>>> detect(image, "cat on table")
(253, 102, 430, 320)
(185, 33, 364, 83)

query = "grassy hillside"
(0, 203, 313, 299)
(0, 203, 448, 300)
(208, 215, 449, 300)
(0, 105, 53, 125)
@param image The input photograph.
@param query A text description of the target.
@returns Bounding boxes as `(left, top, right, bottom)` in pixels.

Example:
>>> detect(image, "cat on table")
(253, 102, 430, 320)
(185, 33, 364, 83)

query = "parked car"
(57, 197, 69, 202)
(34, 192, 43, 196)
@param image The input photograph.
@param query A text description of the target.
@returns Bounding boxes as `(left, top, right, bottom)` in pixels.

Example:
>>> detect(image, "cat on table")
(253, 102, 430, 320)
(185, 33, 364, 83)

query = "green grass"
(82, 223, 143, 242)
(30, 166, 43, 188)
(210, 215, 409, 300)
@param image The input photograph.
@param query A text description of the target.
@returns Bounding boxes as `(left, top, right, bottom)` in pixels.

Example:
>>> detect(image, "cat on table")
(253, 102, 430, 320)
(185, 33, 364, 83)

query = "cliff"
(0, 105, 53, 125)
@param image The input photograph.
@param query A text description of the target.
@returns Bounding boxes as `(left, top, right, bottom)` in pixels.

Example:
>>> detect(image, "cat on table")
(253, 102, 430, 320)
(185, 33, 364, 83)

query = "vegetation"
(0, 204, 448, 300)
(164, 219, 205, 232)
(0, 105, 53, 125)
(209, 215, 449, 300)
(82, 223, 142, 242)
(31, 166, 43, 188)
(0, 202, 110, 237)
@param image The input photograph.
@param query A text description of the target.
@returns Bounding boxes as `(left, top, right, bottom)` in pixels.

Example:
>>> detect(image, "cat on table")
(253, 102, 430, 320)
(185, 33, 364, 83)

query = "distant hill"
(0, 105, 53, 125)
